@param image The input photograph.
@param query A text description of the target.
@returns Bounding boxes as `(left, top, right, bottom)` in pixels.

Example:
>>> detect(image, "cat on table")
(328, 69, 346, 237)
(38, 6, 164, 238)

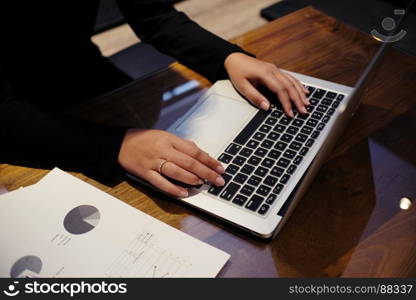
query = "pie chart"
(63, 205, 100, 235)
(10, 255, 42, 278)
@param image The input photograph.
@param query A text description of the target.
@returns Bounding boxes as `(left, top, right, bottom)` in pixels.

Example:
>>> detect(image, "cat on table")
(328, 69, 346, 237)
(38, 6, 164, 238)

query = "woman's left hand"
(224, 52, 310, 117)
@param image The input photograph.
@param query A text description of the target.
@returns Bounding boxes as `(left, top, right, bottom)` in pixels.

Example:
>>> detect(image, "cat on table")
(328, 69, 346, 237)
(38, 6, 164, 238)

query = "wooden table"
(1, 7, 415, 277)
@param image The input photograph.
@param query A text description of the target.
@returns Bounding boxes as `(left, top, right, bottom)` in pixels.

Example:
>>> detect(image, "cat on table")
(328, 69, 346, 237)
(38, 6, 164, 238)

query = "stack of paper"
(0, 168, 230, 278)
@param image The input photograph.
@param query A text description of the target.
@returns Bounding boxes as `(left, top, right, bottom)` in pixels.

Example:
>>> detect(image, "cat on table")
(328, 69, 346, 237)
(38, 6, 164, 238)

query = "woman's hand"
(224, 52, 309, 117)
(118, 129, 225, 197)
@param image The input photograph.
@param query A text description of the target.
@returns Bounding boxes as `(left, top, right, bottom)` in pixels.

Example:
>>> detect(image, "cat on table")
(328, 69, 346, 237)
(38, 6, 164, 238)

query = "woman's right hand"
(118, 129, 225, 197)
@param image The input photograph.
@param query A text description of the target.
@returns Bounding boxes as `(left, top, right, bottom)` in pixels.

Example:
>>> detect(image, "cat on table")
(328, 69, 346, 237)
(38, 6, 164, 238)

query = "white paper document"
(0, 168, 230, 278)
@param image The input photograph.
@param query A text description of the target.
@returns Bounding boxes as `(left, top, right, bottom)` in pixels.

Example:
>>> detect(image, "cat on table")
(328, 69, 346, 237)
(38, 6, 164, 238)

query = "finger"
(173, 139, 224, 174)
(161, 161, 204, 186)
(262, 76, 294, 117)
(168, 149, 225, 186)
(285, 73, 310, 105)
(275, 72, 307, 114)
(145, 170, 189, 197)
(238, 79, 270, 110)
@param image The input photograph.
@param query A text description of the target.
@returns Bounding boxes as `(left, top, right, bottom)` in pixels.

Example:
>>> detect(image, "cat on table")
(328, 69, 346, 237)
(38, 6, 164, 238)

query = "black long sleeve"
(117, 0, 249, 82)
(0, 0, 249, 179)
(0, 63, 127, 178)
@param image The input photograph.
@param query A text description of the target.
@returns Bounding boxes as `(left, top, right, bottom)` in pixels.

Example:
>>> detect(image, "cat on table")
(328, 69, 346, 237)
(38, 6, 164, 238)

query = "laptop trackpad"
(172, 94, 256, 155)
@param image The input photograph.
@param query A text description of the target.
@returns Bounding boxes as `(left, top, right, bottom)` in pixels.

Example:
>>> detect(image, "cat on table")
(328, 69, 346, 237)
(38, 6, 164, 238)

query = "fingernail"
(216, 165, 225, 174)
(198, 179, 205, 185)
(216, 176, 225, 186)
(260, 101, 269, 111)
(180, 190, 189, 197)
(302, 106, 308, 113)
(289, 110, 294, 118)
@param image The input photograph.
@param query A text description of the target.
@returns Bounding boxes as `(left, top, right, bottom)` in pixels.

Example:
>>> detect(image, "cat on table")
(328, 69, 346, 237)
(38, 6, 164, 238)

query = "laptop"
(128, 4, 412, 238)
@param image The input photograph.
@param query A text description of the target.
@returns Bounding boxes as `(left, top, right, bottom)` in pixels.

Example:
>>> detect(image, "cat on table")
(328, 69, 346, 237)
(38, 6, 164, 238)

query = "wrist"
(224, 52, 248, 72)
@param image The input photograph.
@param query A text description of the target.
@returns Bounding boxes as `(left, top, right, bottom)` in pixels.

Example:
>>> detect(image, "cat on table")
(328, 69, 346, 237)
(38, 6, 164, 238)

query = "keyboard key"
(327, 108, 335, 116)
(225, 143, 242, 155)
(297, 113, 309, 120)
(321, 98, 332, 106)
(279, 117, 292, 125)
(316, 105, 328, 113)
(218, 153, 233, 164)
(240, 147, 253, 157)
(208, 173, 232, 195)
(232, 194, 248, 206)
(259, 125, 272, 133)
(322, 115, 330, 123)
(266, 194, 277, 205)
(240, 185, 255, 197)
(277, 158, 290, 168)
(311, 111, 323, 120)
(332, 100, 340, 108)
(271, 166, 284, 177)
(253, 148, 267, 158)
(306, 119, 318, 127)
(261, 139, 274, 149)
(305, 105, 314, 113)
(248, 175, 262, 186)
(317, 123, 325, 131)
(247, 139, 259, 149)
(287, 165, 297, 174)
(232, 156, 246, 166)
(253, 132, 266, 141)
(275, 141, 288, 151)
(305, 139, 315, 147)
(287, 126, 299, 135)
(293, 119, 305, 127)
(254, 166, 268, 177)
(309, 98, 319, 105)
(234, 110, 268, 145)
(336, 94, 345, 101)
(225, 164, 239, 175)
(281, 133, 293, 143)
(294, 156, 303, 165)
(311, 131, 320, 139)
(258, 204, 270, 215)
(271, 110, 283, 118)
(301, 126, 313, 135)
(289, 141, 302, 151)
(300, 147, 309, 156)
(312, 88, 326, 99)
(264, 175, 278, 187)
(274, 124, 286, 133)
(280, 174, 291, 184)
(234, 173, 248, 184)
(248, 155, 261, 166)
(241, 164, 255, 175)
(326, 91, 337, 99)
(268, 149, 281, 159)
(283, 149, 296, 159)
(267, 132, 280, 141)
(257, 185, 271, 196)
(220, 182, 240, 201)
(245, 195, 264, 211)
(266, 117, 278, 126)
(261, 158, 275, 168)
(273, 184, 284, 194)
(305, 86, 316, 94)
(295, 133, 308, 143)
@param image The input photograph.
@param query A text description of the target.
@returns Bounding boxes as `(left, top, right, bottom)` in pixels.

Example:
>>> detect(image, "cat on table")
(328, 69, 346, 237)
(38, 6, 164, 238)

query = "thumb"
(238, 79, 270, 110)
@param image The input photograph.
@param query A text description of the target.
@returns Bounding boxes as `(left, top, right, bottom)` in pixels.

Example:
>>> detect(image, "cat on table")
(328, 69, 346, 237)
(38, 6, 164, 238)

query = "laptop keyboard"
(206, 85, 345, 217)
